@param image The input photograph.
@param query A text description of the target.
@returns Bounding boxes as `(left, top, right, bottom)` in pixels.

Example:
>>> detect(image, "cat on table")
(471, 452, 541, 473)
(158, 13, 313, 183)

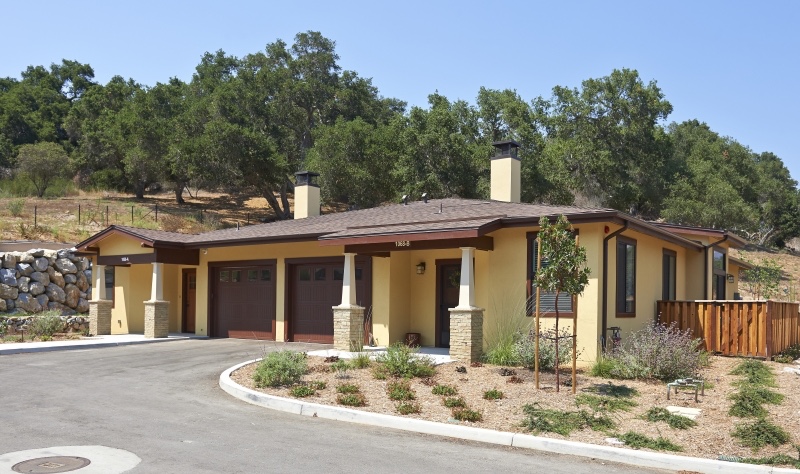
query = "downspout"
(703, 235, 729, 300)
(602, 222, 628, 349)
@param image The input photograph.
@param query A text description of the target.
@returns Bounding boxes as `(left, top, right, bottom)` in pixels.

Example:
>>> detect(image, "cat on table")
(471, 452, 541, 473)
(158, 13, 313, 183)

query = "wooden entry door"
(182, 269, 197, 333)
(437, 261, 461, 348)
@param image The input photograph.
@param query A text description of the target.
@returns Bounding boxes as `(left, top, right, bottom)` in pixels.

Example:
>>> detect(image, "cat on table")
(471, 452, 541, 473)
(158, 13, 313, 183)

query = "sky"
(3, 0, 799, 181)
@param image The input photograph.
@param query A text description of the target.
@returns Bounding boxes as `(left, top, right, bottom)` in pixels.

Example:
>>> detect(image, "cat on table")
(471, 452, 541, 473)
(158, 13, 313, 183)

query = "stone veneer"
(89, 300, 113, 336)
(448, 307, 484, 363)
(144, 301, 169, 338)
(333, 305, 364, 351)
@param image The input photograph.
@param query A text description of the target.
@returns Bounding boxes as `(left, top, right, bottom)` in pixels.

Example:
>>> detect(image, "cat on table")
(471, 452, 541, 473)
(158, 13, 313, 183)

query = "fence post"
(34, 206, 37, 228)
(78, 204, 81, 225)
(131, 205, 134, 226)
(106, 206, 109, 226)
(765, 301, 774, 360)
(155, 204, 158, 222)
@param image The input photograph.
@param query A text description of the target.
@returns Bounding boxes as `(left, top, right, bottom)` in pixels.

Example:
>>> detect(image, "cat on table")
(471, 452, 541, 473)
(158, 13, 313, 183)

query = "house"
(75, 141, 747, 364)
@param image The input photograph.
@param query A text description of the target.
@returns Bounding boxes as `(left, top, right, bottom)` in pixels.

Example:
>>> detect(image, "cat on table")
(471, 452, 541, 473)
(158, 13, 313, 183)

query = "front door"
(437, 262, 461, 348)
(182, 269, 196, 333)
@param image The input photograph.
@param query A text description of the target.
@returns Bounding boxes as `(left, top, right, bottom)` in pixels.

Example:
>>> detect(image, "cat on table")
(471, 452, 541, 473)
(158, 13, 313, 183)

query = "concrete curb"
(0, 335, 206, 356)
(220, 359, 797, 474)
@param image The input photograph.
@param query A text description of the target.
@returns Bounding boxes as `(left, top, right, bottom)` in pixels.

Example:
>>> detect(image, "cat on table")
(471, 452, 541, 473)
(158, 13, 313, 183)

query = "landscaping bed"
(231, 352, 800, 465)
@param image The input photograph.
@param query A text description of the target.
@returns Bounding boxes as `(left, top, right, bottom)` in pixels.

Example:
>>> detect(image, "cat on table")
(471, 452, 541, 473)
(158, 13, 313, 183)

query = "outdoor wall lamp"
(202, 248, 208, 255)
(727, 274, 734, 283)
(416, 262, 426, 275)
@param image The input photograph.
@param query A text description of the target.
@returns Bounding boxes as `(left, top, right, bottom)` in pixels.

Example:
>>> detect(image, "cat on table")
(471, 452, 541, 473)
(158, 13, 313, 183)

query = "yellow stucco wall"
(490, 158, 521, 203)
(99, 234, 155, 256)
(110, 264, 151, 334)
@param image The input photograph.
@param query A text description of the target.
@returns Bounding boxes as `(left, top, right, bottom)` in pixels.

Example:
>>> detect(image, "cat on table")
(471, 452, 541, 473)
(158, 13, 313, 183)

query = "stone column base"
(89, 300, 113, 336)
(333, 305, 365, 351)
(449, 307, 484, 363)
(144, 300, 170, 338)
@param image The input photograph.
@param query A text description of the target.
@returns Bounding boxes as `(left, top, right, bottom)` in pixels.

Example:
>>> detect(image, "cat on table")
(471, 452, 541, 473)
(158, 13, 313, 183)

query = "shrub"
(7, 198, 24, 217)
(337, 393, 367, 407)
(331, 359, 351, 379)
(483, 335, 520, 366)
(387, 380, 415, 401)
(290, 385, 316, 398)
(729, 385, 784, 418)
(521, 403, 615, 436)
(483, 296, 530, 366)
(452, 408, 482, 422)
(336, 383, 360, 394)
(375, 343, 435, 378)
(733, 418, 790, 450)
(589, 354, 620, 378)
(584, 382, 639, 398)
(443, 397, 466, 408)
(253, 351, 308, 388)
(396, 401, 421, 415)
(308, 380, 327, 390)
(575, 394, 636, 413)
(731, 359, 776, 387)
(0, 317, 8, 336)
(643, 407, 697, 429)
(617, 431, 683, 452)
(777, 343, 800, 361)
(483, 389, 504, 400)
(28, 313, 64, 338)
(431, 384, 458, 396)
(515, 327, 582, 371)
(595, 322, 703, 380)
(350, 352, 372, 369)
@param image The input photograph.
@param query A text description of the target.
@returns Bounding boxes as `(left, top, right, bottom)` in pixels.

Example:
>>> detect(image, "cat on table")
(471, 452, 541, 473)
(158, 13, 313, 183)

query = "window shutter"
(531, 238, 574, 314)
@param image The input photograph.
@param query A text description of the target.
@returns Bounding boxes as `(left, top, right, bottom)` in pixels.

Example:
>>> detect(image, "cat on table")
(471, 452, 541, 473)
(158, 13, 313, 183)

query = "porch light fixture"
(416, 262, 426, 275)
(202, 248, 208, 255)
(727, 274, 734, 283)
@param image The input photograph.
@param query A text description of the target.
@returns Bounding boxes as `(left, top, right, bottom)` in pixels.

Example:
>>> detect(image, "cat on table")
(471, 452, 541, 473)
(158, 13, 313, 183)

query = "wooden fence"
(657, 300, 800, 358)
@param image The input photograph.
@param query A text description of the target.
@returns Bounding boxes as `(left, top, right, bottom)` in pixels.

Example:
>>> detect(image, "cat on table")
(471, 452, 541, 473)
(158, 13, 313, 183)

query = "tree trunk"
(263, 189, 289, 220)
(174, 181, 186, 204)
(554, 291, 560, 392)
(133, 181, 146, 199)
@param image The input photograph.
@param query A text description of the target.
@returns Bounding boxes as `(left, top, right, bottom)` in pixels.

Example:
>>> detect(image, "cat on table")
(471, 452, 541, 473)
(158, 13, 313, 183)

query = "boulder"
(83, 269, 92, 283)
(30, 271, 49, 286)
(35, 294, 49, 309)
(17, 263, 34, 277)
(29, 281, 45, 296)
(47, 302, 69, 314)
(5, 299, 14, 311)
(17, 277, 30, 293)
(0, 269, 17, 287)
(2, 253, 16, 269)
(54, 258, 78, 274)
(45, 283, 66, 304)
(64, 284, 80, 308)
(76, 258, 89, 272)
(30, 249, 45, 258)
(33, 257, 49, 272)
(16, 293, 42, 313)
(76, 271, 89, 291)
(18, 252, 34, 264)
(0, 299, 5, 312)
(76, 298, 89, 313)
(0, 284, 18, 300)
(64, 274, 77, 285)
(47, 268, 65, 288)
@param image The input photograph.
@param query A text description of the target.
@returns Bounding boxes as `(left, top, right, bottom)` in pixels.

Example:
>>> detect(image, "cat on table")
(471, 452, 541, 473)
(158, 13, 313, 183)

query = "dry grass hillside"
(731, 246, 800, 302)
(0, 190, 322, 245)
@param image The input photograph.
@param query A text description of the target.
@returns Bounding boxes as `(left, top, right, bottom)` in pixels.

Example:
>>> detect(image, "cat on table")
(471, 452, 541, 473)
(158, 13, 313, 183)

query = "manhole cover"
(12, 456, 91, 473)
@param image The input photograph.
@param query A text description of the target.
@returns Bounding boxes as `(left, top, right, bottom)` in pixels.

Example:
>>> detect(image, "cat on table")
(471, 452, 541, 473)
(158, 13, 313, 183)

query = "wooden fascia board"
(183, 233, 324, 249)
(343, 236, 494, 254)
(319, 228, 481, 247)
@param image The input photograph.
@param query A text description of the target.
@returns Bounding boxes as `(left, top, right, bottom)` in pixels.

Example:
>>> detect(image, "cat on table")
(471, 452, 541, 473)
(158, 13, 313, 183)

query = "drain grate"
(12, 456, 91, 473)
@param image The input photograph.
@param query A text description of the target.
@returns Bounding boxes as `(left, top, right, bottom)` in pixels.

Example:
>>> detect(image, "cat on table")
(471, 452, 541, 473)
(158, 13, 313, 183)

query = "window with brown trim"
(712, 249, 726, 299)
(616, 237, 636, 316)
(662, 249, 676, 301)
(526, 232, 576, 317)
(105, 266, 115, 308)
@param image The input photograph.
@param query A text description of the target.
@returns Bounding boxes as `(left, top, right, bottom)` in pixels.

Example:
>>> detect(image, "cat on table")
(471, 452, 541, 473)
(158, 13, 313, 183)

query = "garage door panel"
(213, 263, 276, 340)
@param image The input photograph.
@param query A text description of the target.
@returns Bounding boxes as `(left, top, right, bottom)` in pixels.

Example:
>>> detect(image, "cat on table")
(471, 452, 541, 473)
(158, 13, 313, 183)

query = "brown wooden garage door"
(289, 257, 371, 344)
(212, 262, 276, 339)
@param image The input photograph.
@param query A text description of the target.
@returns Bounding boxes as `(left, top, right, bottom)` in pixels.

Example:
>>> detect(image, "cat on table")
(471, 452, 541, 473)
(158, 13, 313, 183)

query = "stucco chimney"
(491, 140, 521, 203)
(294, 171, 320, 219)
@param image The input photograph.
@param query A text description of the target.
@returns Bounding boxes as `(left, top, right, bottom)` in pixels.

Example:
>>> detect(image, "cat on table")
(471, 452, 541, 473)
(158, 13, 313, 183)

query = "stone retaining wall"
(0, 249, 91, 316)
(1, 315, 89, 334)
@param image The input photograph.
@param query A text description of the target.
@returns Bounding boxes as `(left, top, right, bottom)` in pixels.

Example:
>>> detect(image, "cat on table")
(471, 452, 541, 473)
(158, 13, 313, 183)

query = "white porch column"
(144, 262, 169, 338)
(149, 262, 164, 302)
(92, 264, 106, 301)
(89, 260, 112, 336)
(449, 246, 484, 363)
(340, 252, 357, 307)
(456, 247, 476, 309)
(333, 252, 364, 351)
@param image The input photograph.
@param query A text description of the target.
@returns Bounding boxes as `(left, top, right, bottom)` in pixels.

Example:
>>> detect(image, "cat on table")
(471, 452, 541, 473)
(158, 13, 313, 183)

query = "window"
(248, 270, 258, 282)
(231, 270, 241, 283)
(662, 249, 676, 301)
(616, 238, 636, 315)
(712, 249, 726, 299)
(260, 269, 271, 281)
(219, 271, 229, 282)
(105, 266, 115, 307)
(314, 268, 326, 281)
(526, 232, 575, 316)
(298, 268, 311, 281)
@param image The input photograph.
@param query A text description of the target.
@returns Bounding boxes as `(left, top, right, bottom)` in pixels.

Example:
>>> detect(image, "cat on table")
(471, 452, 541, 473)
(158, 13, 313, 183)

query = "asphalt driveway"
(0, 339, 665, 473)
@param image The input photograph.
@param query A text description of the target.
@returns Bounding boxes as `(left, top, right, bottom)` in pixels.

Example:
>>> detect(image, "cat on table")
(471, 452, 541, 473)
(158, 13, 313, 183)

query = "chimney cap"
(295, 171, 320, 187)
(492, 140, 520, 160)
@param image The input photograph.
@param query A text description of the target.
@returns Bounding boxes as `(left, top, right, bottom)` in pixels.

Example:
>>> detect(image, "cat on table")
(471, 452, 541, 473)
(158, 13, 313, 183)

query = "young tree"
(534, 215, 591, 392)
(15, 142, 70, 197)
(740, 258, 782, 300)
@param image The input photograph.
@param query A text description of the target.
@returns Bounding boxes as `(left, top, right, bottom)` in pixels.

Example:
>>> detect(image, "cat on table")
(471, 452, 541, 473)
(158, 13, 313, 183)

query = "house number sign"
(395, 241, 411, 247)
(120, 257, 130, 262)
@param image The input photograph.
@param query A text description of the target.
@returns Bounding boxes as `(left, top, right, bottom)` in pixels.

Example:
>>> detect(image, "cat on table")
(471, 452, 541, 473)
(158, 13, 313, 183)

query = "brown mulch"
(231, 355, 800, 464)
